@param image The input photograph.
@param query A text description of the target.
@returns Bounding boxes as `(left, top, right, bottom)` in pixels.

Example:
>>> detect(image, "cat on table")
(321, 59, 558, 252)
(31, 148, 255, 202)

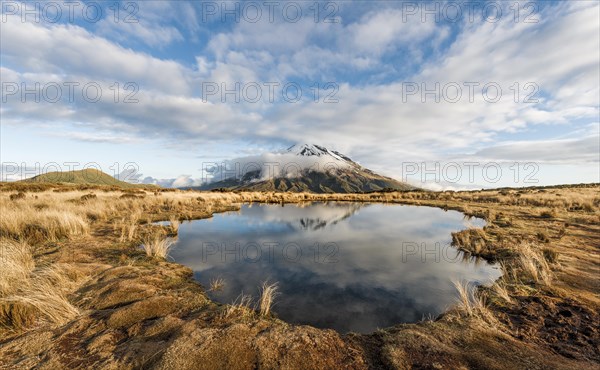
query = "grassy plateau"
(0, 182, 598, 369)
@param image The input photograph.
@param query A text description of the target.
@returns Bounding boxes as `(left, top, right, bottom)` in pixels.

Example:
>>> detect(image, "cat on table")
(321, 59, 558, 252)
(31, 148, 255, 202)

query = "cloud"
(346, 8, 436, 56)
(471, 136, 600, 164)
(207, 150, 351, 183)
(1, 17, 191, 95)
(1, 1, 598, 185)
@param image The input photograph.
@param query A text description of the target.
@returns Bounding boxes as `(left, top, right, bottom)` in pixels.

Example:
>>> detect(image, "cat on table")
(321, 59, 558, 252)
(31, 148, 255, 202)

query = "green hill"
(21, 169, 145, 188)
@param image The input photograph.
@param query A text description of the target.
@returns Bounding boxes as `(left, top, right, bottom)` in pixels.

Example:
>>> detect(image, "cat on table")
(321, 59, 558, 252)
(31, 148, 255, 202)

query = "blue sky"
(1, 0, 599, 188)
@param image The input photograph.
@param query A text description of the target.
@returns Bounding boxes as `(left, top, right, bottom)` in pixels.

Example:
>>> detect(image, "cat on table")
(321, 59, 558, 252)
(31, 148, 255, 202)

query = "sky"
(1, 0, 599, 189)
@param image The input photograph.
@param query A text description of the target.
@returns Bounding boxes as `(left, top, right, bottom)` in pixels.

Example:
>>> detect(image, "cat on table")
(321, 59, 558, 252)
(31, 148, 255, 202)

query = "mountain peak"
(196, 143, 418, 193)
(286, 143, 352, 163)
(287, 144, 328, 156)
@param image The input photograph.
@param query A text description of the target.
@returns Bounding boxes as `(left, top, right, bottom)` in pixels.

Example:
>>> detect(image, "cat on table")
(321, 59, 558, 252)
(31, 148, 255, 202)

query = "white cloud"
(472, 136, 600, 164)
(208, 151, 351, 183)
(1, 18, 191, 95)
(346, 8, 436, 56)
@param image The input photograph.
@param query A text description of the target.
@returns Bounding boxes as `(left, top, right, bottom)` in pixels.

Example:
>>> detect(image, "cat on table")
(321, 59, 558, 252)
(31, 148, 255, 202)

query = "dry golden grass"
(141, 235, 175, 259)
(0, 239, 35, 296)
(0, 238, 81, 331)
(0, 191, 92, 244)
(259, 282, 279, 317)
(221, 294, 255, 321)
(168, 216, 180, 234)
(1, 278, 80, 328)
(209, 277, 225, 292)
(453, 280, 497, 326)
(491, 279, 514, 305)
(117, 209, 142, 242)
(451, 228, 488, 254)
(517, 243, 552, 286)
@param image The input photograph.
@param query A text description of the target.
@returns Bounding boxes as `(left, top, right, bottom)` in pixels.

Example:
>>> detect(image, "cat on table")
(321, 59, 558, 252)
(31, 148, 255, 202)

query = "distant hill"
(21, 169, 147, 188)
(195, 144, 418, 193)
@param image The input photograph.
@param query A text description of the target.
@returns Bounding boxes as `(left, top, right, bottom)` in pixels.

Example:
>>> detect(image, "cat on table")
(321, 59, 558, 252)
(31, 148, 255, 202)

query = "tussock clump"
(536, 231, 550, 243)
(542, 248, 559, 264)
(168, 216, 180, 235)
(1, 279, 80, 330)
(490, 265, 514, 305)
(0, 197, 90, 243)
(9, 192, 26, 201)
(80, 193, 97, 202)
(221, 294, 255, 321)
(0, 239, 81, 331)
(141, 235, 175, 259)
(451, 228, 488, 254)
(259, 282, 279, 316)
(540, 209, 557, 218)
(209, 277, 225, 292)
(219, 281, 279, 321)
(0, 239, 35, 296)
(453, 281, 496, 325)
(517, 244, 552, 286)
(118, 210, 142, 242)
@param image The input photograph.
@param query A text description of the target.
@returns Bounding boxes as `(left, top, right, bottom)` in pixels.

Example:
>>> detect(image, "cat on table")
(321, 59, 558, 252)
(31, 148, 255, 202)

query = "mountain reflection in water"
(169, 202, 500, 333)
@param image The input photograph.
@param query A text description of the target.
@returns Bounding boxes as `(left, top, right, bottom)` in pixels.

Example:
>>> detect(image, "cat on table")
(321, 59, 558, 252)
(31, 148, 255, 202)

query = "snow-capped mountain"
(196, 144, 417, 193)
(287, 144, 354, 163)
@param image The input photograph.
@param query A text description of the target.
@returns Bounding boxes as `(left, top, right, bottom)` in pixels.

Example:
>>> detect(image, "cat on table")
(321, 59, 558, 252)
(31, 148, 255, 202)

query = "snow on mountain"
(207, 144, 353, 183)
(285, 144, 356, 165)
(195, 143, 417, 193)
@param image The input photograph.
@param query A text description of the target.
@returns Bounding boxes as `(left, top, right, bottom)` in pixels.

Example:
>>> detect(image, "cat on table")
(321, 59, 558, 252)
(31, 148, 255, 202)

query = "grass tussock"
(117, 210, 142, 242)
(259, 282, 279, 316)
(453, 280, 496, 325)
(517, 244, 552, 286)
(141, 235, 175, 259)
(491, 277, 514, 305)
(540, 209, 557, 219)
(168, 216, 180, 235)
(1, 279, 80, 329)
(220, 281, 279, 321)
(451, 228, 488, 254)
(0, 238, 81, 331)
(9, 192, 26, 201)
(221, 294, 255, 321)
(0, 194, 90, 243)
(209, 277, 225, 292)
(0, 239, 35, 296)
(542, 248, 559, 264)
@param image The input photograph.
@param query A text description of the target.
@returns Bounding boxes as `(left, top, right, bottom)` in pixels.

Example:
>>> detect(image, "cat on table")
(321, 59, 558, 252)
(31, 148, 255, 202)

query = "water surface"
(170, 202, 500, 333)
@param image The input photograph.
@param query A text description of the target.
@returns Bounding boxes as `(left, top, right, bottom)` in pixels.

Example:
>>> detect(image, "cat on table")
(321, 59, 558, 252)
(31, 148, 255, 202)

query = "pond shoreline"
(167, 202, 498, 333)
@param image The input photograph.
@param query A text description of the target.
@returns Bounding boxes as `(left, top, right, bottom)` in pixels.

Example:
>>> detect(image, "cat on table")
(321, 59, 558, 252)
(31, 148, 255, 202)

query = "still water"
(169, 202, 500, 333)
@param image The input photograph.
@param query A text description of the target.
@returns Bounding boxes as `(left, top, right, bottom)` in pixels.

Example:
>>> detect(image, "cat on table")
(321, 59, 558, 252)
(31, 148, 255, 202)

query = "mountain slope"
(198, 144, 417, 193)
(21, 169, 144, 188)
